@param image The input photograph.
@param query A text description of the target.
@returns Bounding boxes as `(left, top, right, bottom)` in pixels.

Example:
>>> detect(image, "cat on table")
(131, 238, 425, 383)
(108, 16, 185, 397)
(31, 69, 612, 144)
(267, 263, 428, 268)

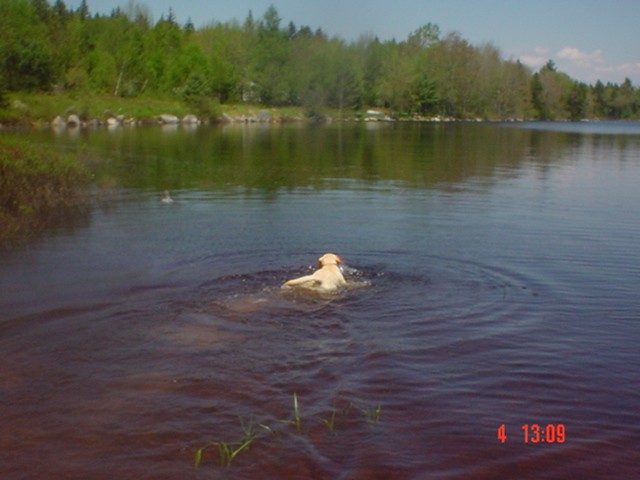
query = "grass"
(194, 393, 383, 469)
(0, 136, 90, 244)
(7, 92, 191, 123)
(3, 91, 308, 124)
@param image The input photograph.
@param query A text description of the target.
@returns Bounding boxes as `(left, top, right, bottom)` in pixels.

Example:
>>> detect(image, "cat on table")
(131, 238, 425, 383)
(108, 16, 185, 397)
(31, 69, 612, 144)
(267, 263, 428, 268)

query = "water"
(1, 122, 639, 479)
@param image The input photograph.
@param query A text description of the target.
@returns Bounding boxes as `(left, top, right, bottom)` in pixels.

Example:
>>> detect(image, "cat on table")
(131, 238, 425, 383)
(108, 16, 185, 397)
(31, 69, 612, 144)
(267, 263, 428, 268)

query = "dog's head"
(318, 253, 342, 267)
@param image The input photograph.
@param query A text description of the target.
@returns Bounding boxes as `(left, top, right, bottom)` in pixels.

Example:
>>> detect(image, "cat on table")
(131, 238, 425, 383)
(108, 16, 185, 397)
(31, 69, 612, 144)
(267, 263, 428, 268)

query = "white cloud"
(517, 46, 550, 69)
(554, 47, 640, 83)
(593, 62, 640, 81)
(556, 47, 603, 66)
(508, 45, 639, 84)
(519, 55, 547, 69)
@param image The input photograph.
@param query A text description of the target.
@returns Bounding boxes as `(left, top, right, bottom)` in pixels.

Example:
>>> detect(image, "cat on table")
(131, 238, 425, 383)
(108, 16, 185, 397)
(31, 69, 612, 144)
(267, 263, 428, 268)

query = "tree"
(77, 0, 89, 20)
(422, 32, 481, 117)
(591, 80, 607, 118)
(566, 82, 588, 121)
(250, 6, 290, 104)
(1, 0, 638, 121)
(607, 78, 638, 118)
(243, 10, 255, 33)
(411, 77, 438, 115)
(0, 1, 56, 91)
(53, 0, 68, 18)
(531, 62, 573, 119)
(355, 35, 384, 107)
(407, 23, 440, 50)
(261, 5, 281, 35)
(376, 41, 415, 112)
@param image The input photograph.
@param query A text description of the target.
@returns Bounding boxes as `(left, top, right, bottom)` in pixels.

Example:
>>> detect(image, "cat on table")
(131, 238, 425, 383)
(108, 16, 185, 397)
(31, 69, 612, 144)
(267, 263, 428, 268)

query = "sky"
(66, 0, 640, 85)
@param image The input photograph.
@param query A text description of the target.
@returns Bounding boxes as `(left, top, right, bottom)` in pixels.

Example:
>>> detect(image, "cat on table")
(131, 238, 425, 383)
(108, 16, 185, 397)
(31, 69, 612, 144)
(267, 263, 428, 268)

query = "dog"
(283, 253, 346, 291)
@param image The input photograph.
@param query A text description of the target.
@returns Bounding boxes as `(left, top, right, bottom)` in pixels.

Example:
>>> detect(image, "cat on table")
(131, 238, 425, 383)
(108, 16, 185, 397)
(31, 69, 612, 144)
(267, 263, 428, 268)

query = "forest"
(1, 0, 640, 121)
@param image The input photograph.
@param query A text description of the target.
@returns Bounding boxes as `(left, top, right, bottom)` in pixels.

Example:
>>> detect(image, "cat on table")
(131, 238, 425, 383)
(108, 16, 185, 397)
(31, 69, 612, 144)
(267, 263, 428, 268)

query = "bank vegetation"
(0, 136, 89, 243)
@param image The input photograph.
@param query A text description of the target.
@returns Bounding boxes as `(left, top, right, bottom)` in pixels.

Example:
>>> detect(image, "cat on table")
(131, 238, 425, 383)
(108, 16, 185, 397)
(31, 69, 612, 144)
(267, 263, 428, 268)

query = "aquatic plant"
(321, 408, 338, 432)
(194, 394, 383, 469)
(293, 392, 302, 431)
(194, 416, 257, 468)
(361, 403, 383, 427)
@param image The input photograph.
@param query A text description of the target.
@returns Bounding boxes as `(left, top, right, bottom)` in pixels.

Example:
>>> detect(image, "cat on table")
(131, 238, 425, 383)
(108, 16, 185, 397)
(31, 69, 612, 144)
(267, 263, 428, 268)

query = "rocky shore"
(49, 112, 208, 129)
(43, 109, 307, 130)
(41, 111, 499, 130)
(1, 99, 519, 130)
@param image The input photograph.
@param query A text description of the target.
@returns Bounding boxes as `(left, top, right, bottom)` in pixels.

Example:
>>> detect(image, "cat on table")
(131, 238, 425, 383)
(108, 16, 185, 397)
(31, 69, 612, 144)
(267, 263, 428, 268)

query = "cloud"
(517, 47, 550, 69)
(556, 47, 603, 66)
(593, 62, 640, 80)
(555, 47, 640, 83)
(511, 45, 639, 84)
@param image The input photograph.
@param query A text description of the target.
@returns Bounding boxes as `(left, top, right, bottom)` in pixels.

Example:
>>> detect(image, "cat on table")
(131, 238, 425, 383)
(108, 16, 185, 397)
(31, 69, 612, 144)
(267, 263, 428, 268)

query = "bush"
(0, 137, 89, 242)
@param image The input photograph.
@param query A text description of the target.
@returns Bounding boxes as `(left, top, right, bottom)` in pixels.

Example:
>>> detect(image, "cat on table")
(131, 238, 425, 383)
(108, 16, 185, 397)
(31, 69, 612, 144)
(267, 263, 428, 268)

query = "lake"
(1, 121, 639, 479)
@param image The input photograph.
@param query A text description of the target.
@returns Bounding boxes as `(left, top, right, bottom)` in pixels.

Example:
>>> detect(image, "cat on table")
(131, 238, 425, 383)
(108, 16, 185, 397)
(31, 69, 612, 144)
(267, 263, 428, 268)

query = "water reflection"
(32, 122, 639, 194)
(7, 121, 638, 246)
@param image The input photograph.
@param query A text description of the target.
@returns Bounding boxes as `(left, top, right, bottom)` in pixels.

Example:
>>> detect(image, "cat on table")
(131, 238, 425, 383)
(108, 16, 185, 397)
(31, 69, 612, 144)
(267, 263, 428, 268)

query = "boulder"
(182, 114, 200, 124)
(159, 114, 179, 124)
(52, 115, 66, 128)
(67, 114, 81, 127)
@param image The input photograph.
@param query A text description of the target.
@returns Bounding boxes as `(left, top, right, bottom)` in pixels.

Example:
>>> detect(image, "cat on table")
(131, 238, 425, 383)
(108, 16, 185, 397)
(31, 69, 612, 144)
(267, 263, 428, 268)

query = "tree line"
(1, 0, 639, 120)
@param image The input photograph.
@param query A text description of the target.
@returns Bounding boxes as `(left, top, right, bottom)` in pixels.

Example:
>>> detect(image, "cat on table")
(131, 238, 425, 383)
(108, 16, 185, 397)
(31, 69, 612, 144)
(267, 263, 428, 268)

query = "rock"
(52, 115, 66, 128)
(106, 117, 120, 127)
(67, 114, 81, 127)
(182, 114, 200, 124)
(12, 100, 28, 111)
(257, 110, 271, 123)
(159, 114, 179, 124)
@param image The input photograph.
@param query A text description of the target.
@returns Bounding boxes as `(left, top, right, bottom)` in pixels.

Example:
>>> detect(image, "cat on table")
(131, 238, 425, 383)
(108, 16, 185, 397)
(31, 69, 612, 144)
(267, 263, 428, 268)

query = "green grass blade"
(194, 447, 204, 469)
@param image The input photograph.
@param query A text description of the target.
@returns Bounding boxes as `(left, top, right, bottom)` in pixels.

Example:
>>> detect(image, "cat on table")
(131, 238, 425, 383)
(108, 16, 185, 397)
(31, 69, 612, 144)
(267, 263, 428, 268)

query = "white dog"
(283, 253, 346, 291)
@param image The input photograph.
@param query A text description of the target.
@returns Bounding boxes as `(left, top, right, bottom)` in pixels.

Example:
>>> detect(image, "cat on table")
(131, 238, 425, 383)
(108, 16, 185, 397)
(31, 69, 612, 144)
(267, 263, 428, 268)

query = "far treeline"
(2, 0, 640, 121)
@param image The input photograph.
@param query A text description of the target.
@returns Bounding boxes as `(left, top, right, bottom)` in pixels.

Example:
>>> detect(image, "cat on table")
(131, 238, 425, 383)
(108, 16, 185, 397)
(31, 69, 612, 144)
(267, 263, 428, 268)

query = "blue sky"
(67, 0, 640, 84)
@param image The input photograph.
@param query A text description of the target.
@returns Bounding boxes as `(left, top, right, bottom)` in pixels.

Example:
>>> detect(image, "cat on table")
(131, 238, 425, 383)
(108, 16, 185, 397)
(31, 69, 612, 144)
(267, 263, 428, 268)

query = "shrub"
(0, 137, 89, 242)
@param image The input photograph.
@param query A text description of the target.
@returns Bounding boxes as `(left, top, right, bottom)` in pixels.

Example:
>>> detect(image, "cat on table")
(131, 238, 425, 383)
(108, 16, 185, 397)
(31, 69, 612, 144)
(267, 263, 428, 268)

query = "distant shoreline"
(0, 93, 630, 130)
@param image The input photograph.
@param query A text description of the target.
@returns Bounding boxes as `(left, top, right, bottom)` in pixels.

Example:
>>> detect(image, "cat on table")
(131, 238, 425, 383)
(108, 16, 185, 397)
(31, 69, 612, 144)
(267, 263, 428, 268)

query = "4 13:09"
(497, 423, 566, 443)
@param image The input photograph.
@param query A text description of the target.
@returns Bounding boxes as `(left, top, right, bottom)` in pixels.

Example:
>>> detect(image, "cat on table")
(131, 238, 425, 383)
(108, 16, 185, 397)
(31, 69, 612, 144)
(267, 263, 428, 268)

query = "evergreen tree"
(530, 73, 548, 119)
(566, 82, 588, 121)
(77, 0, 89, 20)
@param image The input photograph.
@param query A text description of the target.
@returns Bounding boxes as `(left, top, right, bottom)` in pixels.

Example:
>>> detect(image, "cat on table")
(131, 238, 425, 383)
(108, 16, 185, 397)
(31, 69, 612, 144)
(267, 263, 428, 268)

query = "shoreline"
(0, 94, 629, 130)
(6, 114, 622, 131)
